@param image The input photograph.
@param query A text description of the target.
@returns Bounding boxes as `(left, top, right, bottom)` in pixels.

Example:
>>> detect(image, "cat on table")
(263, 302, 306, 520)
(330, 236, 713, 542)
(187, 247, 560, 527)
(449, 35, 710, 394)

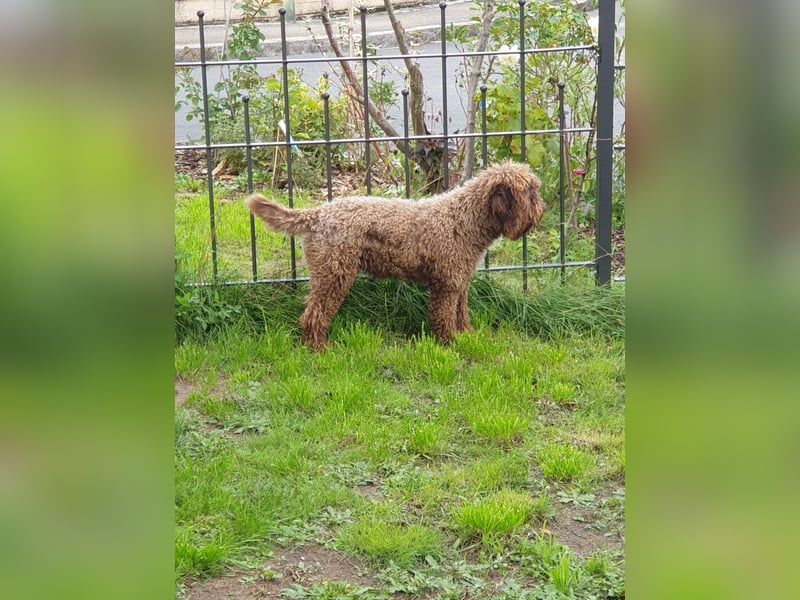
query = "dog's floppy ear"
(489, 183, 515, 222)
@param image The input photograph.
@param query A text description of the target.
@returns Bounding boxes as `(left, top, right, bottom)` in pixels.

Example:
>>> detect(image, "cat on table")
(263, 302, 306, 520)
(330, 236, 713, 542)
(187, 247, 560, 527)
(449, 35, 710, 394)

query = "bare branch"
(320, 1, 408, 154)
(460, 0, 495, 182)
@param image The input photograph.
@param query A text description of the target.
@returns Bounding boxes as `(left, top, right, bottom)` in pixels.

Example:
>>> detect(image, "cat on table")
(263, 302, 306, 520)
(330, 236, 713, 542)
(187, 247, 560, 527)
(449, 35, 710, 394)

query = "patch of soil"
(175, 376, 195, 408)
(576, 224, 626, 278)
(175, 376, 230, 408)
(175, 147, 405, 201)
(611, 226, 625, 276)
(183, 542, 376, 600)
(176, 148, 209, 180)
(547, 502, 612, 557)
(546, 482, 625, 558)
(354, 482, 383, 501)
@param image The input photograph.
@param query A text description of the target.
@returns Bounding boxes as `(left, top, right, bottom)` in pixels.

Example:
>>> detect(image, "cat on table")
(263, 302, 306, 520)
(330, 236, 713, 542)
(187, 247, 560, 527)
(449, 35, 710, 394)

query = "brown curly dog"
(245, 161, 545, 349)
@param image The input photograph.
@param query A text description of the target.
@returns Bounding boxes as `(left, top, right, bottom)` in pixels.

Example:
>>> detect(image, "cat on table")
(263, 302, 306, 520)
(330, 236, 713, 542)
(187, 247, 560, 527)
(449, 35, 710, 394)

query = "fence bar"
(322, 92, 333, 202)
(518, 0, 528, 291)
(177, 126, 596, 153)
(360, 5, 372, 194)
(439, 2, 449, 190)
(557, 82, 566, 282)
(188, 260, 598, 289)
(595, 0, 615, 285)
(243, 95, 257, 281)
(401, 89, 411, 199)
(197, 11, 218, 280)
(480, 84, 489, 269)
(478, 261, 595, 273)
(174, 44, 597, 69)
(278, 7, 297, 282)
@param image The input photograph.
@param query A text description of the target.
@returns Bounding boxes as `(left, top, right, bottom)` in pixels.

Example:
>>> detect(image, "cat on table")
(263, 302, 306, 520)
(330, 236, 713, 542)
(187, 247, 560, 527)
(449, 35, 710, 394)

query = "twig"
(320, 2, 408, 155)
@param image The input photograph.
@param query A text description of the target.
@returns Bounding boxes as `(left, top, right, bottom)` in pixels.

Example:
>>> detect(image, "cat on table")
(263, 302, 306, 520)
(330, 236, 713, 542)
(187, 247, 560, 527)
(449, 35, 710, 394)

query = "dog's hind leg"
(455, 288, 474, 333)
(299, 263, 358, 350)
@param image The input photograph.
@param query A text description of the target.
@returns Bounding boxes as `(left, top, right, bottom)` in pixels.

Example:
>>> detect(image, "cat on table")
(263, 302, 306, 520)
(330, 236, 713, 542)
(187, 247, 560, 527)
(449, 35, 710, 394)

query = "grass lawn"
(175, 278, 624, 599)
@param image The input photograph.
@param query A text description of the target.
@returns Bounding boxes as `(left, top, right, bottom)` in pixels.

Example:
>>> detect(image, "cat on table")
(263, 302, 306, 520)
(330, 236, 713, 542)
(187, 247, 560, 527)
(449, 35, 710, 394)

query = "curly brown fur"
(245, 161, 545, 349)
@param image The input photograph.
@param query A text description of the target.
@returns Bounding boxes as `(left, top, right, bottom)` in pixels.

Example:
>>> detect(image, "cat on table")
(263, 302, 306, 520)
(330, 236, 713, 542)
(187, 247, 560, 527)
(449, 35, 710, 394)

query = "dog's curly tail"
(244, 194, 316, 236)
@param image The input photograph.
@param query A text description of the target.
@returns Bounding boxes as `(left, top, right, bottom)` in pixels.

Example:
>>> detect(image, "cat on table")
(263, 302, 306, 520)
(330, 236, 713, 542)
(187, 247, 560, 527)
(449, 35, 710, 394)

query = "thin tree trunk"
(383, 0, 427, 139)
(460, 0, 496, 183)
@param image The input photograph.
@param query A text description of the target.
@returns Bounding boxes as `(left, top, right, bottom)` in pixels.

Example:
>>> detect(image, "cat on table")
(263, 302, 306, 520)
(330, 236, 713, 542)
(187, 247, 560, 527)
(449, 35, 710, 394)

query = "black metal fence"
(175, 0, 623, 287)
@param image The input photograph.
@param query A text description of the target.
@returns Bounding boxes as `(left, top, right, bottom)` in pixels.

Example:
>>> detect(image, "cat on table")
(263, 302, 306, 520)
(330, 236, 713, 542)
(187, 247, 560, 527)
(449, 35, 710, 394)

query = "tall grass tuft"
(452, 490, 548, 539)
(468, 275, 624, 339)
(338, 517, 443, 568)
(175, 275, 623, 343)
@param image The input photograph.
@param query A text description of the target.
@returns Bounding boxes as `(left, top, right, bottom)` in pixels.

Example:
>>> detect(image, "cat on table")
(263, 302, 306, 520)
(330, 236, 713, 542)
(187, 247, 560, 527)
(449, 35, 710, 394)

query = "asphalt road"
(175, 42, 470, 144)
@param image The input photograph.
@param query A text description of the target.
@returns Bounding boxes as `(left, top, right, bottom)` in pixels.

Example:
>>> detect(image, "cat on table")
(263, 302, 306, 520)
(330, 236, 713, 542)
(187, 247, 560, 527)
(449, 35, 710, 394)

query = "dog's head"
(486, 162, 546, 240)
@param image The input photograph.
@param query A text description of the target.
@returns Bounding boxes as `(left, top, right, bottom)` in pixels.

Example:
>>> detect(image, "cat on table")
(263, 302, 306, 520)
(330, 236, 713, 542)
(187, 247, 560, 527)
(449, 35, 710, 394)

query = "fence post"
(360, 5, 372, 195)
(557, 81, 566, 283)
(197, 10, 218, 281)
(243, 95, 257, 281)
(401, 89, 411, 199)
(322, 92, 333, 202)
(595, 0, 615, 285)
(517, 0, 528, 292)
(278, 7, 297, 283)
(481, 84, 489, 270)
(439, 1, 449, 191)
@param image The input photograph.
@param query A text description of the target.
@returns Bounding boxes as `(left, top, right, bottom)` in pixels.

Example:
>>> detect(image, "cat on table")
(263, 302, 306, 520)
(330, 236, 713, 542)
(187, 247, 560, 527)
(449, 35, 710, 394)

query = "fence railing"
(175, 0, 623, 288)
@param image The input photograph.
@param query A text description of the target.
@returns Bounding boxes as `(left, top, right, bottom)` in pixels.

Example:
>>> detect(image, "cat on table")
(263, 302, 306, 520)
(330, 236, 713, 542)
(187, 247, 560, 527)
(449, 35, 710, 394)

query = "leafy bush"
(175, 1, 355, 190)
(451, 0, 625, 230)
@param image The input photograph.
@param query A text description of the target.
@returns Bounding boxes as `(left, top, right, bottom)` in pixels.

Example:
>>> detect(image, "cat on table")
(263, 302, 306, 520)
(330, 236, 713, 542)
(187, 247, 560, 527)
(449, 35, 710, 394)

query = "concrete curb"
(173, 1, 604, 63)
(174, 0, 477, 62)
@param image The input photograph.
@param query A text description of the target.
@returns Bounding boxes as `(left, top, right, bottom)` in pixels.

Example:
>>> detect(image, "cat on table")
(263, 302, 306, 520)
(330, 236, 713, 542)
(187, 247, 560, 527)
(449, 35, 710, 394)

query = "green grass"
(175, 190, 318, 283)
(452, 489, 550, 539)
(537, 442, 595, 483)
(337, 517, 444, 568)
(175, 277, 625, 598)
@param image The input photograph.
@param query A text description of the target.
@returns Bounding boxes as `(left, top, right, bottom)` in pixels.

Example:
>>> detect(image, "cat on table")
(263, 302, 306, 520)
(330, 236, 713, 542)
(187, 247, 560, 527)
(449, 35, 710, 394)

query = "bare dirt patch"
(548, 502, 612, 557)
(175, 376, 196, 408)
(183, 542, 377, 600)
(175, 148, 209, 180)
(611, 226, 625, 276)
(354, 482, 384, 501)
(547, 483, 625, 558)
